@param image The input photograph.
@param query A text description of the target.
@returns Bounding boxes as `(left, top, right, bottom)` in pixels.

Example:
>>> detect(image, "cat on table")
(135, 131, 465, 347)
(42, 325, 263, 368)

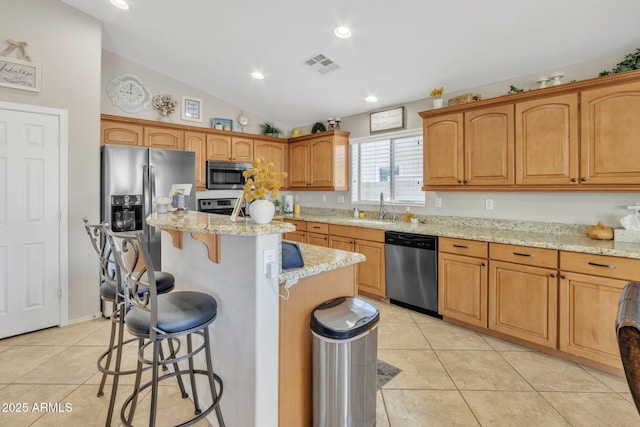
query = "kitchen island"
(146, 211, 365, 427)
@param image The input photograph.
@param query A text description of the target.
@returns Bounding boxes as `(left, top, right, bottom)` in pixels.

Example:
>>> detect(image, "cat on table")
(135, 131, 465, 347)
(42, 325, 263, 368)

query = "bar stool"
(104, 225, 225, 427)
(83, 218, 183, 426)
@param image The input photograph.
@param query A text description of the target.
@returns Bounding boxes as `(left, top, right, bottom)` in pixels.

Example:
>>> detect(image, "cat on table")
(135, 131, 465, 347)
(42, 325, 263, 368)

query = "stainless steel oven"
(206, 161, 251, 190)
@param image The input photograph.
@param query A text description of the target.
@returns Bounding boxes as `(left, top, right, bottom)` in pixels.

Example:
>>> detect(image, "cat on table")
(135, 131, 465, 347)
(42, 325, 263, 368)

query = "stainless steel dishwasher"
(385, 231, 440, 318)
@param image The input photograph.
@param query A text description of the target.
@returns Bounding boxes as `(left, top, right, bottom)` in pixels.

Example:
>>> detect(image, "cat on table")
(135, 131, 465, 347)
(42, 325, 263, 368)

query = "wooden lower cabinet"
(283, 219, 306, 243)
(489, 260, 557, 348)
(439, 252, 487, 327)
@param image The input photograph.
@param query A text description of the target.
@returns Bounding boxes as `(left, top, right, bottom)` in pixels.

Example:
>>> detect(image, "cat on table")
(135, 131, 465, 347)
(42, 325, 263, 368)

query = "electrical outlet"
(263, 248, 276, 276)
(338, 195, 345, 203)
(322, 195, 327, 203)
(435, 197, 442, 208)
(485, 199, 494, 210)
(295, 194, 299, 202)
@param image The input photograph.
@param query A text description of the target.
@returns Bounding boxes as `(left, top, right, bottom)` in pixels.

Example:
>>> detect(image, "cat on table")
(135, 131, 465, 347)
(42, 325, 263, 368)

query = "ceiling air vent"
(303, 53, 339, 75)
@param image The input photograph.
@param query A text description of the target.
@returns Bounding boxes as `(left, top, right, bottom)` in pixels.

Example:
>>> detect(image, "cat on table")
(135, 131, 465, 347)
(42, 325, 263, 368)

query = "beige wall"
(102, 50, 289, 135)
(288, 54, 640, 227)
(1, 0, 102, 321)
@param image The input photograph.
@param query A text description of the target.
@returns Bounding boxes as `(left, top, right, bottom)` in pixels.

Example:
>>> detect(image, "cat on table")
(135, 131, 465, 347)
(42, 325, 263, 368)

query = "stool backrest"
(103, 226, 160, 336)
(616, 281, 640, 415)
(82, 217, 121, 301)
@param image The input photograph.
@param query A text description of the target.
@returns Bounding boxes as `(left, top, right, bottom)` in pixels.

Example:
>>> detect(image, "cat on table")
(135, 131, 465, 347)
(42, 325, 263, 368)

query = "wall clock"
(238, 111, 249, 131)
(107, 74, 152, 113)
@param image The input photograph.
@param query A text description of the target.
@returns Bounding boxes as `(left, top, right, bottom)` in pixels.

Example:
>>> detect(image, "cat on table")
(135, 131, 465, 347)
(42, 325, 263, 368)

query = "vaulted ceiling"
(62, 0, 640, 127)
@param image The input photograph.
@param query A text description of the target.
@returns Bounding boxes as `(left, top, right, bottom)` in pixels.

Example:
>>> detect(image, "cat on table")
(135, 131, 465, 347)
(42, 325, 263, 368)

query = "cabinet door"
(515, 94, 579, 185)
(355, 239, 386, 297)
(206, 134, 232, 161)
(465, 104, 514, 185)
(288, 141, 310, 188)
(255, 140, 288, 188)
(231, 137, 254, 162)
(144, 126, 183, 150)
(309, 138, 334, 188)
(438, 252, 487, 327)
(423, 113, 464, 186)
(559, 271, 624, 368)
(101, 120, 143, 146)
(329, 235, 355, 252)
(307, 232, 329, 247)
(489, 260, 557, 348)
(284, 231, 306, 244)
(184, 131, 207, 191)
(580, 81, 640, 185)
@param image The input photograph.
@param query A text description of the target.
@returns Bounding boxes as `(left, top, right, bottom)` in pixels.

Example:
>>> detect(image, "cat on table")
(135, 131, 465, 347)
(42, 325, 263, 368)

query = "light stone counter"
(147, 210, 295, 235)
(279, 242, 365, 286)
(281, 212, 640, 259)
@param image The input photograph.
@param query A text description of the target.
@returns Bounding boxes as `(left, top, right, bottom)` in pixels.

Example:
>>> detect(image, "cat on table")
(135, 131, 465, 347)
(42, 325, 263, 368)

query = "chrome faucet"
(379, 192, 386, 219)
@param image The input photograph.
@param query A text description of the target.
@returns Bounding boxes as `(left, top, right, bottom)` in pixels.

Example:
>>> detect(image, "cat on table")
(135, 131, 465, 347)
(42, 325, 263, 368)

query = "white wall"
(1, 0, 102, 320)
(287, 53, 640, 227)
(102, 50, 290, 136)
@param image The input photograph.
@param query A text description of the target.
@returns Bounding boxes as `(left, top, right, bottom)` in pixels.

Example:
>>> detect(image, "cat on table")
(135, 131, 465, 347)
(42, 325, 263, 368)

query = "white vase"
(433, 98, 443, 109)
(249, 199, 275, 224)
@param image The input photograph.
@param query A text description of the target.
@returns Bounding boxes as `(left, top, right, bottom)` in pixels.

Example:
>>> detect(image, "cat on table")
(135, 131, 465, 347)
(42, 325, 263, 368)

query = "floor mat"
(377, 359, 401, 389)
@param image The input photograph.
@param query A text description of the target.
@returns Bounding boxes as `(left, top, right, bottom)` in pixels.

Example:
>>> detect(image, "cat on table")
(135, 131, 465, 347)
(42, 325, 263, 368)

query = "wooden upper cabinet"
(580, 80, 640, 185)
(144, 126, 183, 150)
(231, 137, 253, 163)
(184, 131, 207, 191)
(101, 120, 143, 146)
(464, 104, 514, 186)
(516, 94, 579, 185)
(255, 140, 288, 189)
(423, 113, 464, 186)
(288, 130, 349, 190)
(206, 134, 232, 161)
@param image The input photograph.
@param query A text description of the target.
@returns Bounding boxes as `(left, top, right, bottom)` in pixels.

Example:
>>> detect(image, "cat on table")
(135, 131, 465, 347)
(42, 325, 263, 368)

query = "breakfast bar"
(146, 211, 365, 427)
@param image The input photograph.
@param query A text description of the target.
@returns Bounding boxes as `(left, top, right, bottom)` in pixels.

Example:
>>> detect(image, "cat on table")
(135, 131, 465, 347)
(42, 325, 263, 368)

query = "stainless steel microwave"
(206, 161, 252, 190)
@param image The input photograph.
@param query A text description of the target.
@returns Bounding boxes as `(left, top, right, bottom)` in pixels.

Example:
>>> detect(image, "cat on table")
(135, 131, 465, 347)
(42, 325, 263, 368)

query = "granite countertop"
(147, 211, 295, 236)
(279, 241, 365, 286)
(280, 212, 640, 259)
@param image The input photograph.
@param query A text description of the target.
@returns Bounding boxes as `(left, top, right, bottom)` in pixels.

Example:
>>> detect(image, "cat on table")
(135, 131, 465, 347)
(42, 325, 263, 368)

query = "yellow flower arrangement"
(430, 87, 444, 99)
(242, 156, 287, 202)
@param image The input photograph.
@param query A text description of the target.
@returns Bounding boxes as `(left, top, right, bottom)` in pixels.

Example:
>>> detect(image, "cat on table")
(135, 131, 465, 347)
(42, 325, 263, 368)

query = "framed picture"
(370, 106, 404, 133)
(182, 96, 203, 122)
(212, 118, 233, 131)
(230, 192, 245, 222)
(0, 56, 41, 92)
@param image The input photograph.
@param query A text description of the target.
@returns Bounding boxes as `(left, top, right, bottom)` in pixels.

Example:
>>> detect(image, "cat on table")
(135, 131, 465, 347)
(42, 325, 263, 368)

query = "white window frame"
(350, 128, 424, 206)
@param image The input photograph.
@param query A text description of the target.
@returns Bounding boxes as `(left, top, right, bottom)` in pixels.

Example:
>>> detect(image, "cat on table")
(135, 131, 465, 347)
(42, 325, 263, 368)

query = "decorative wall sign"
(370, 106, 404, 133)
(0, 56, 41, 92)
(182, 96, 203, 122)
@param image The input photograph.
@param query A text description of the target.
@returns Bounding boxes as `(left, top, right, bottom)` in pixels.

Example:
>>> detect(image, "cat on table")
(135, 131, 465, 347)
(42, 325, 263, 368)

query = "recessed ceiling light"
(110, 0, 129, 10)
(365, 96, 378, 103)
(334, 26, 352, 39)
(251, 71, 264, 80)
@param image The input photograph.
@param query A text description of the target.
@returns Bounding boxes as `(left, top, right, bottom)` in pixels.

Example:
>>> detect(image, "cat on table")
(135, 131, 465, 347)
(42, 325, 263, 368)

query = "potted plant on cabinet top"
(430, 87, 444, 108)
(258, 122, 282, 137)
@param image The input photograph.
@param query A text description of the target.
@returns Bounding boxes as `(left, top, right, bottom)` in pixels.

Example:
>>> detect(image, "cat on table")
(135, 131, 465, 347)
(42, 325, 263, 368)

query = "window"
(351, 129, 424, 205)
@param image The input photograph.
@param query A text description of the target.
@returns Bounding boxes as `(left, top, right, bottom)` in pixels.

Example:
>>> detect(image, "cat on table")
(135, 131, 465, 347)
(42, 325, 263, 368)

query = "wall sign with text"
(370, 106, 404, 133)
(0, 56, 41, 92)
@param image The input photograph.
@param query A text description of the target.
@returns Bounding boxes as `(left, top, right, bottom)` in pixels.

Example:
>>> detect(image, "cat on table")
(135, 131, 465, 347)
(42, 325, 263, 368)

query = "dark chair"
(82, 218, 178, 426)
(104, 225, 224, 427)
(616, 281, 640, 415)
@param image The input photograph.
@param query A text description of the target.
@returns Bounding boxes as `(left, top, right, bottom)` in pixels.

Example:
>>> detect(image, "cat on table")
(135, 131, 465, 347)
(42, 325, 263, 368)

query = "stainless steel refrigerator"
(100, 145, 196, 270)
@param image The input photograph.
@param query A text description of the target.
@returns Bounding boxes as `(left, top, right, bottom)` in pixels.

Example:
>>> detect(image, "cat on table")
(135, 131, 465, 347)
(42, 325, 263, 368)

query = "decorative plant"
(242, 156, 287, 202)
(152, 94, 177, 116)
(258, 122, 282, 137)
(599, 48, 640, 76)
(508, 85, 524, 94)
(311, 122, 326, 133)
(430, 87, 444, 99)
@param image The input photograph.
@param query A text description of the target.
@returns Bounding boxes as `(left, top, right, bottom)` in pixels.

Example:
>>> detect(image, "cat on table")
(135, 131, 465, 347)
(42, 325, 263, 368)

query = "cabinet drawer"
(284, 219, 306, 231)
(490, 243, 557, 269)
(560, 251, 640, 281)
(329, 225, 384, 242)
(439, 237, 487, 258)
(306, 222, 329, 234)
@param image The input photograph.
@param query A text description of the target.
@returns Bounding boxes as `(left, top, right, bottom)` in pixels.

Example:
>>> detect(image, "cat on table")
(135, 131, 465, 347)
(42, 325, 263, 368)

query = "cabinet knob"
(580, 177, 587, 182)
(463, 180, 468, 184)
(550, 273, 556, 278)
(570, 178, 577, 182)
(560, 274, 566, 279)
(481, 262, 486, 267)
(458, 180, 462, 184)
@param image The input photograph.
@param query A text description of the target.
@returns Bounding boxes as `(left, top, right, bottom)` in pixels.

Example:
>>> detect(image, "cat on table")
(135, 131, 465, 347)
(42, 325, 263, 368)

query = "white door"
(0, 107, 62, 338)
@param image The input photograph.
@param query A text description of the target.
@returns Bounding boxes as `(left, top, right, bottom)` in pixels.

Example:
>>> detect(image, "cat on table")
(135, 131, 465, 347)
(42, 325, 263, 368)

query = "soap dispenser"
(404, 207, 412, 223)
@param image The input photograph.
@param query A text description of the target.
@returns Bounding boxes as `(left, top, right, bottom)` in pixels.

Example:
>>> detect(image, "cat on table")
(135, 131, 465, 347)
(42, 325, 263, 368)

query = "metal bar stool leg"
(97, 301, 118, 398)
(187, 334, 201, 415)
(105, 304, 126, 427)
(204, 326, 225, 427)
(166, 337, 189, 398)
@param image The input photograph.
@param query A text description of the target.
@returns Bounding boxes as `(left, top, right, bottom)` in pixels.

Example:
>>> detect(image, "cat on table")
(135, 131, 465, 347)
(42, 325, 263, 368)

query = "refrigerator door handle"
(143, 164, 151, 215)
(147, 164, 159, 258)
(150, 164, 156, 202)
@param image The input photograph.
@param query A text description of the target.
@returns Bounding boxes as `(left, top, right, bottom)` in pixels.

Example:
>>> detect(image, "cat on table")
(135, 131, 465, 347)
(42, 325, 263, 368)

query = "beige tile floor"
(0, 298, 639, 426)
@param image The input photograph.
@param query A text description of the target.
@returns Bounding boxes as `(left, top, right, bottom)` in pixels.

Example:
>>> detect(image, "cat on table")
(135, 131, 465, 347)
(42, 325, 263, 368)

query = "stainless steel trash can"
(311, 296, 380, 427)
